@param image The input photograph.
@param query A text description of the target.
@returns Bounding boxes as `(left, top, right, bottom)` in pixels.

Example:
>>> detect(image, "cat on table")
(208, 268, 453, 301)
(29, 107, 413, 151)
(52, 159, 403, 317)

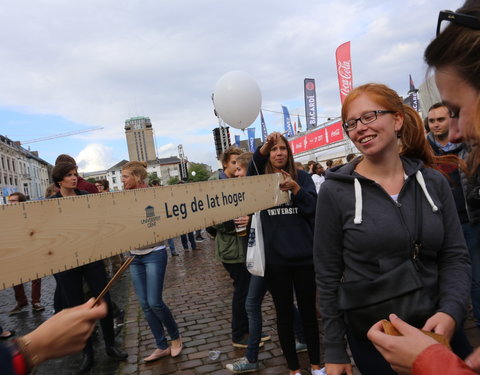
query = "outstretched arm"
(18, 298, 107, 368)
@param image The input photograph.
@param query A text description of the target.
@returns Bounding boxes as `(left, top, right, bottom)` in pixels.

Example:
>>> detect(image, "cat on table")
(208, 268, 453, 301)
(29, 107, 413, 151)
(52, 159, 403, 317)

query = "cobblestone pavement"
(0, 261, 130, 375)
(2, 234, 480, 374)
(118, 236, 314, 375)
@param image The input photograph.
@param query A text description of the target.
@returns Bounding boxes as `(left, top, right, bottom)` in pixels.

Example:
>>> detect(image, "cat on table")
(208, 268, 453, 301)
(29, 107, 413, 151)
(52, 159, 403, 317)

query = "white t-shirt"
(311, 174, 325, 193)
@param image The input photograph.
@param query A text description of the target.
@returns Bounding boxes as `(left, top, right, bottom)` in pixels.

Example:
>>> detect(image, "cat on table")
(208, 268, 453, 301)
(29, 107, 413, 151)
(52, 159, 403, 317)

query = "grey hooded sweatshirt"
(313, 156, 471, 364)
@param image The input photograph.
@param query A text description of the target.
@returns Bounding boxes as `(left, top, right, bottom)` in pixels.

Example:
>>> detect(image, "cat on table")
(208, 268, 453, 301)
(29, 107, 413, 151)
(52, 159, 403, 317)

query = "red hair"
(342, 83, 459, 170)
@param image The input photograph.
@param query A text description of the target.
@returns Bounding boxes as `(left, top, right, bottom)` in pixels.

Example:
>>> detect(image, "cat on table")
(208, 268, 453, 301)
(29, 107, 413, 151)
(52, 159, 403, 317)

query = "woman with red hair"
(314, 83, 471, 375)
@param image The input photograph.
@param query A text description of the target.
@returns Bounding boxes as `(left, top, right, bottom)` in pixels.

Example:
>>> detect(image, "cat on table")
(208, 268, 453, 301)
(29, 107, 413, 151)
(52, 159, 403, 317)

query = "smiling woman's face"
(435, 66, 480, 145)
(345, 93, 402, 159)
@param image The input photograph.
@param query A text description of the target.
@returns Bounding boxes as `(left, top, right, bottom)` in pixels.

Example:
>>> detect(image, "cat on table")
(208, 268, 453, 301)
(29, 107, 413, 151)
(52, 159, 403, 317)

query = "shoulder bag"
(337, 181, 438, 338)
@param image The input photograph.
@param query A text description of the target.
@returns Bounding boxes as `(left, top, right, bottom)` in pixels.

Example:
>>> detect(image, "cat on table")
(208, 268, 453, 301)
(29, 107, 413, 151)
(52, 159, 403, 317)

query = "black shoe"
(79, 351, 94, 373)
(0, 330, 15, 340)
(114, 309, 125, 325)
(114, 325, 123, 337)
(106, 345, 128, 361)
(91, 326, 99, 343)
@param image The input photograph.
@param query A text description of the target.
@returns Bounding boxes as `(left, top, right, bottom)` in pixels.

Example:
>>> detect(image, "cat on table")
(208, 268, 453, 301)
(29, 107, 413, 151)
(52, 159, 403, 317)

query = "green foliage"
(187, 163, 210, 182)
(147, 172, 160, 186)
(86, 178, 96, 184)
(167, 176, 180, 185)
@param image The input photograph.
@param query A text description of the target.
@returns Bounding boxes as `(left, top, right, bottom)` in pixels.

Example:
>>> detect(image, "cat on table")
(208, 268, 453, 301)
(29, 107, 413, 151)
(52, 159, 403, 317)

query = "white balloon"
(213, 71, 262, 130)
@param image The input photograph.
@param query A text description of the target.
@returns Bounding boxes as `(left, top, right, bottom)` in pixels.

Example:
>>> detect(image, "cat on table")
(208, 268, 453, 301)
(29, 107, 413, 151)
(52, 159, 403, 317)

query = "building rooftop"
(125, 116, 151, 122)
(81, 170, 107, 177)
(0, 135, 51, 167)
(156, 156, 181, 165)
(107, 160, 129, 171)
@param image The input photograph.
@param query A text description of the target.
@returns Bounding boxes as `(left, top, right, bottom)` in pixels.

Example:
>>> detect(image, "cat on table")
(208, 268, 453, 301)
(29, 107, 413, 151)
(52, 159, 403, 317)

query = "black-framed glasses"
(343, 110, 395, 132)
(437, 10, 480, 36)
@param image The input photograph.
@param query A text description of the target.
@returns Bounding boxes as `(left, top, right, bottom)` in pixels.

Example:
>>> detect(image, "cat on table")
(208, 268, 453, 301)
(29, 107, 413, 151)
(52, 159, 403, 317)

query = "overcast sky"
(0, 0, 464, 172)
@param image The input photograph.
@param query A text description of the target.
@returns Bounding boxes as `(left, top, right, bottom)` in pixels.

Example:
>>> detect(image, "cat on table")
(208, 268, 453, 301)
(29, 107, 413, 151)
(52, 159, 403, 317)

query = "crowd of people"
(2, 1, 480, 374)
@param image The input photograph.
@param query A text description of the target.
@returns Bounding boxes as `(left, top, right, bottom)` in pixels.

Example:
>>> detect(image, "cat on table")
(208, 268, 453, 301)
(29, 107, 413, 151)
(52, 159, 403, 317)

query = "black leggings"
(265, 263, 320, 370)
(55, 260, 115, 351)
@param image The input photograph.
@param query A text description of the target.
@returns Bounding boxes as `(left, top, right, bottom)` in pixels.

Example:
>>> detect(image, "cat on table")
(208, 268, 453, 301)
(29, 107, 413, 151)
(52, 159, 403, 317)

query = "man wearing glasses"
(7, 192, 46, 315)
(426, 103, 480, 328)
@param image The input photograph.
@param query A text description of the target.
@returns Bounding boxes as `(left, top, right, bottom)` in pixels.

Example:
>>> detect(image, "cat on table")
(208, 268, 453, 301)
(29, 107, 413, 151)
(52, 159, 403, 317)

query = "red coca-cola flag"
(289, 121, 343, 155)
(336, 41, 353, 104)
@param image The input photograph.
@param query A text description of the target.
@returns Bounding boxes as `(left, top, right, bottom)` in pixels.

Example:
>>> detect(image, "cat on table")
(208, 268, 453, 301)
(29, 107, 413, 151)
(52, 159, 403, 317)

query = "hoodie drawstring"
(352, 170, 438, 225)
(353, 178, 362, 224)
(415, 170, 439, 212)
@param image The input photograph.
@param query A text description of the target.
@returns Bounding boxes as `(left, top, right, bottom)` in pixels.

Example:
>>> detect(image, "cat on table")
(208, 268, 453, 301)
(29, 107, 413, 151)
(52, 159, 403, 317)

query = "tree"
(187, 163, 210, 182)
(167, 176, 180, 185)
(86, 178, 96, 184)
(147, 172, 160, 186)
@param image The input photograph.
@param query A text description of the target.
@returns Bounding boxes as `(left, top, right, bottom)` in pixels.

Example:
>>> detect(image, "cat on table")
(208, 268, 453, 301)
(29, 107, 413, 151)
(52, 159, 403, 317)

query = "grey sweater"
(314, 156, 471, 363)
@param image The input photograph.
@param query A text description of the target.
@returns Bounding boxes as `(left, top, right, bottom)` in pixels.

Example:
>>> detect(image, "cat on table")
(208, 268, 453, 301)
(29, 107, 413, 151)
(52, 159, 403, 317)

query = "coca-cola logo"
(337, 60, 352, 97)
(306, 82, 315, 91)
(330, 129, 340, 137)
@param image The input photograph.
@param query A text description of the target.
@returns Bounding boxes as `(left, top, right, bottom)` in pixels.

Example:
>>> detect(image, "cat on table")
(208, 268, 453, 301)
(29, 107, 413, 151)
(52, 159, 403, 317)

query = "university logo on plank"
(141, 205, 161, 227)
(145, 205, 155, 218)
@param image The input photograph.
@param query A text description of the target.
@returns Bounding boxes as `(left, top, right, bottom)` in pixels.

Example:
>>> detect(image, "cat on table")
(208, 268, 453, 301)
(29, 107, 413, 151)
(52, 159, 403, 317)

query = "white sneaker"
(311, 368, 327, 375)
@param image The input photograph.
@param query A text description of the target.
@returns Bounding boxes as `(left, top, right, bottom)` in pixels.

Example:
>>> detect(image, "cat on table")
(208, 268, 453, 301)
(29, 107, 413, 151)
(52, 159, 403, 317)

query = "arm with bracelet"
(1, 298, 107, 375)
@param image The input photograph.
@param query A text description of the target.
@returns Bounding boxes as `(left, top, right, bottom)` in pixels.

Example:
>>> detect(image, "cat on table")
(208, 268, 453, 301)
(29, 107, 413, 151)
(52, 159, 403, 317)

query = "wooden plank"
(0, 174, 288, 289)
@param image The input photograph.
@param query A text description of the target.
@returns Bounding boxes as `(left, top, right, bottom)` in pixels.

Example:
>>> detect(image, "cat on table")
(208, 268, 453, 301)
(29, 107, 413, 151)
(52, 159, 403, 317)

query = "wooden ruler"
(0, 174, 288, 289)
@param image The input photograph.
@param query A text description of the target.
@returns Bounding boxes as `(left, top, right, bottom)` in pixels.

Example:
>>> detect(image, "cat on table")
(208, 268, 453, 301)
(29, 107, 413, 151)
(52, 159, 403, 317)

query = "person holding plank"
(247, 133, 321, 375)
(51, 162, 128, 373)
(121, 161, 183, 362)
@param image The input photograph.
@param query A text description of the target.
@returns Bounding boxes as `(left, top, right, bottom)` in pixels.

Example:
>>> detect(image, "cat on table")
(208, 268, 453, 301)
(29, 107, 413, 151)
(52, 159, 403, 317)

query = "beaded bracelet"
(14, 337, 39, 373)
(5, 340, 28, 375)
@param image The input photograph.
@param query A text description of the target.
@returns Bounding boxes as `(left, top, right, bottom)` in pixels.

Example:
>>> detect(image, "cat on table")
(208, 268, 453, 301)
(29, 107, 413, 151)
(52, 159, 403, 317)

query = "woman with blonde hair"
(314, 83, 471, 375)
(121, 161, 182, 362)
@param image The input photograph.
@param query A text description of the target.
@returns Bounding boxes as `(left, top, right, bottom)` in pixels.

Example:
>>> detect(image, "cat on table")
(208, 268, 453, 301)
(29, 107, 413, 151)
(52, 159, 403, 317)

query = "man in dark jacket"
(427, 102, 480, 326)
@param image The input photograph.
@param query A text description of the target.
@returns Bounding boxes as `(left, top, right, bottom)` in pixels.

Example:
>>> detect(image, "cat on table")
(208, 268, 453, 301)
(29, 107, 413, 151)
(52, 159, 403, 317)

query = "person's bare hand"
(260, 132, 283, 156)
(279, 170, 300, 194)
(368, 314, 438, 374)
(325, 363, 353, 375)
(234, 216, 249, 226)
(422, 312, 456, 340)
(465, 347, 480, 372)
(23, 298, 108, 363)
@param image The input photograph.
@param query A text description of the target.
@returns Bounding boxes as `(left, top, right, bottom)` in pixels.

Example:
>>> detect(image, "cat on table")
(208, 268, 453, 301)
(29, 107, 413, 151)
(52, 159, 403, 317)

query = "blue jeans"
(167, 238, 176, 253)
(245, 276, 306, 362)
(245, 276, 268, 362)
(130, 248, 179, 349)
(223, 262, 250, 342)
(463, 222, 480, 324)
